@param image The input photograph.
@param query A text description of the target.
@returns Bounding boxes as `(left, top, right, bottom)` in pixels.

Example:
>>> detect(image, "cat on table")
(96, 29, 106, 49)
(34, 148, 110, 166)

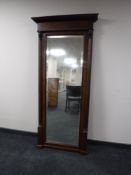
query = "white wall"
(0, 0, 131, 144)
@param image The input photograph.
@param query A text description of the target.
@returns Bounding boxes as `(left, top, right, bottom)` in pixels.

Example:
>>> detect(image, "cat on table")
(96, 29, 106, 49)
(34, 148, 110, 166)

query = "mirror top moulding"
(31, 13, 98, 23)
(31, 14, 98, 32)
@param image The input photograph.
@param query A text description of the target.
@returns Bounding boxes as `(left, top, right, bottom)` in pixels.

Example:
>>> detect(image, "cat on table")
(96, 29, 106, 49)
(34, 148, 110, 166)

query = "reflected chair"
(65, 85, 81, 112)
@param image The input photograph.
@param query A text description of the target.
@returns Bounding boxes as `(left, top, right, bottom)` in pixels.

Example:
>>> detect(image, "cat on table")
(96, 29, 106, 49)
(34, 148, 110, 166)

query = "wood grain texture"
(48, 78, 59, 107)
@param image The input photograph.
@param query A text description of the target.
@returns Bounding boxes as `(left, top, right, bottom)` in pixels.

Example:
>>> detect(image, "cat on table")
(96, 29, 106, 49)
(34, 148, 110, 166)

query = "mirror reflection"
(46, 35, 84, 146)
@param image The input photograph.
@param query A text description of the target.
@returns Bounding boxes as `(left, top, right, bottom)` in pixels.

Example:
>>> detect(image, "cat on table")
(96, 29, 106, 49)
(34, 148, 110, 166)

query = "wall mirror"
(32, 14, 98, 154)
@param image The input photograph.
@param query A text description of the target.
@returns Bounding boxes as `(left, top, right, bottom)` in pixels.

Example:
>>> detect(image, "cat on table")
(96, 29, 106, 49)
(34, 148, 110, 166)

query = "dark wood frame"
(32, 14, 98, 154)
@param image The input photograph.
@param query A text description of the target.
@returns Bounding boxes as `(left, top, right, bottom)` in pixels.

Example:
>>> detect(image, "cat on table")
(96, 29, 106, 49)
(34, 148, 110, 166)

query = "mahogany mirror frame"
(32, 14, 98, 154)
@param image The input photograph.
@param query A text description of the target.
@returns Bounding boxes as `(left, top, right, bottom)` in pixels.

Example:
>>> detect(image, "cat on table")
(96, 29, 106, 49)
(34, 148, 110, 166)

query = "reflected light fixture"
(48, 36, 67, 38)
(72, 63, 78, 69)
(64, 58, 76, 65)
(80, 58, 83, 65)
(49, 48, 66, 57)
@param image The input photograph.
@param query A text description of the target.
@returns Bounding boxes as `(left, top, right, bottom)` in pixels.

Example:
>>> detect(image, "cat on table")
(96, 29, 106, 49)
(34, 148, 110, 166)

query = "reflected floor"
(46, 91, 80, 146)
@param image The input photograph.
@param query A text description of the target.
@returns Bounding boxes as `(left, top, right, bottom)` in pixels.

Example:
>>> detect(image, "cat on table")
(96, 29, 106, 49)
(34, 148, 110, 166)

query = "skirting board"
(87, 139, 131, 149)
(0, 127, 131, 149)
(0, 127, 37, 137)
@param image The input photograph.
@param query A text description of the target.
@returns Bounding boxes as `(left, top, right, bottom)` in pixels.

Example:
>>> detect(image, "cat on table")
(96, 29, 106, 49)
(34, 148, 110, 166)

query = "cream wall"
(0, 0, 131, 144)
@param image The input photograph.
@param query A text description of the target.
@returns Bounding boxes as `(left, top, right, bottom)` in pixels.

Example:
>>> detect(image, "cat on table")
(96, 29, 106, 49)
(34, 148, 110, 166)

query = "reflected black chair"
(65, 85, 81, 112)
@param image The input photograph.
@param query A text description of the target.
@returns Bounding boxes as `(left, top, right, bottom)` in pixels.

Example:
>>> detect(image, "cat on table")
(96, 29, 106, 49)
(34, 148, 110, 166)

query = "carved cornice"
(32, 14, 98, 23)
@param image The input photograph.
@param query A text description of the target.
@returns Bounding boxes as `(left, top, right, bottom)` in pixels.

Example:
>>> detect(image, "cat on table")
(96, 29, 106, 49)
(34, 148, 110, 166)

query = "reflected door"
(46, 35, 84, 146)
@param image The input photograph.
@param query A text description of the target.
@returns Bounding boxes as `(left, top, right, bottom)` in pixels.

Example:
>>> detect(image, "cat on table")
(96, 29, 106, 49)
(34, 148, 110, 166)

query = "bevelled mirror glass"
(46, 35, 84, 146)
